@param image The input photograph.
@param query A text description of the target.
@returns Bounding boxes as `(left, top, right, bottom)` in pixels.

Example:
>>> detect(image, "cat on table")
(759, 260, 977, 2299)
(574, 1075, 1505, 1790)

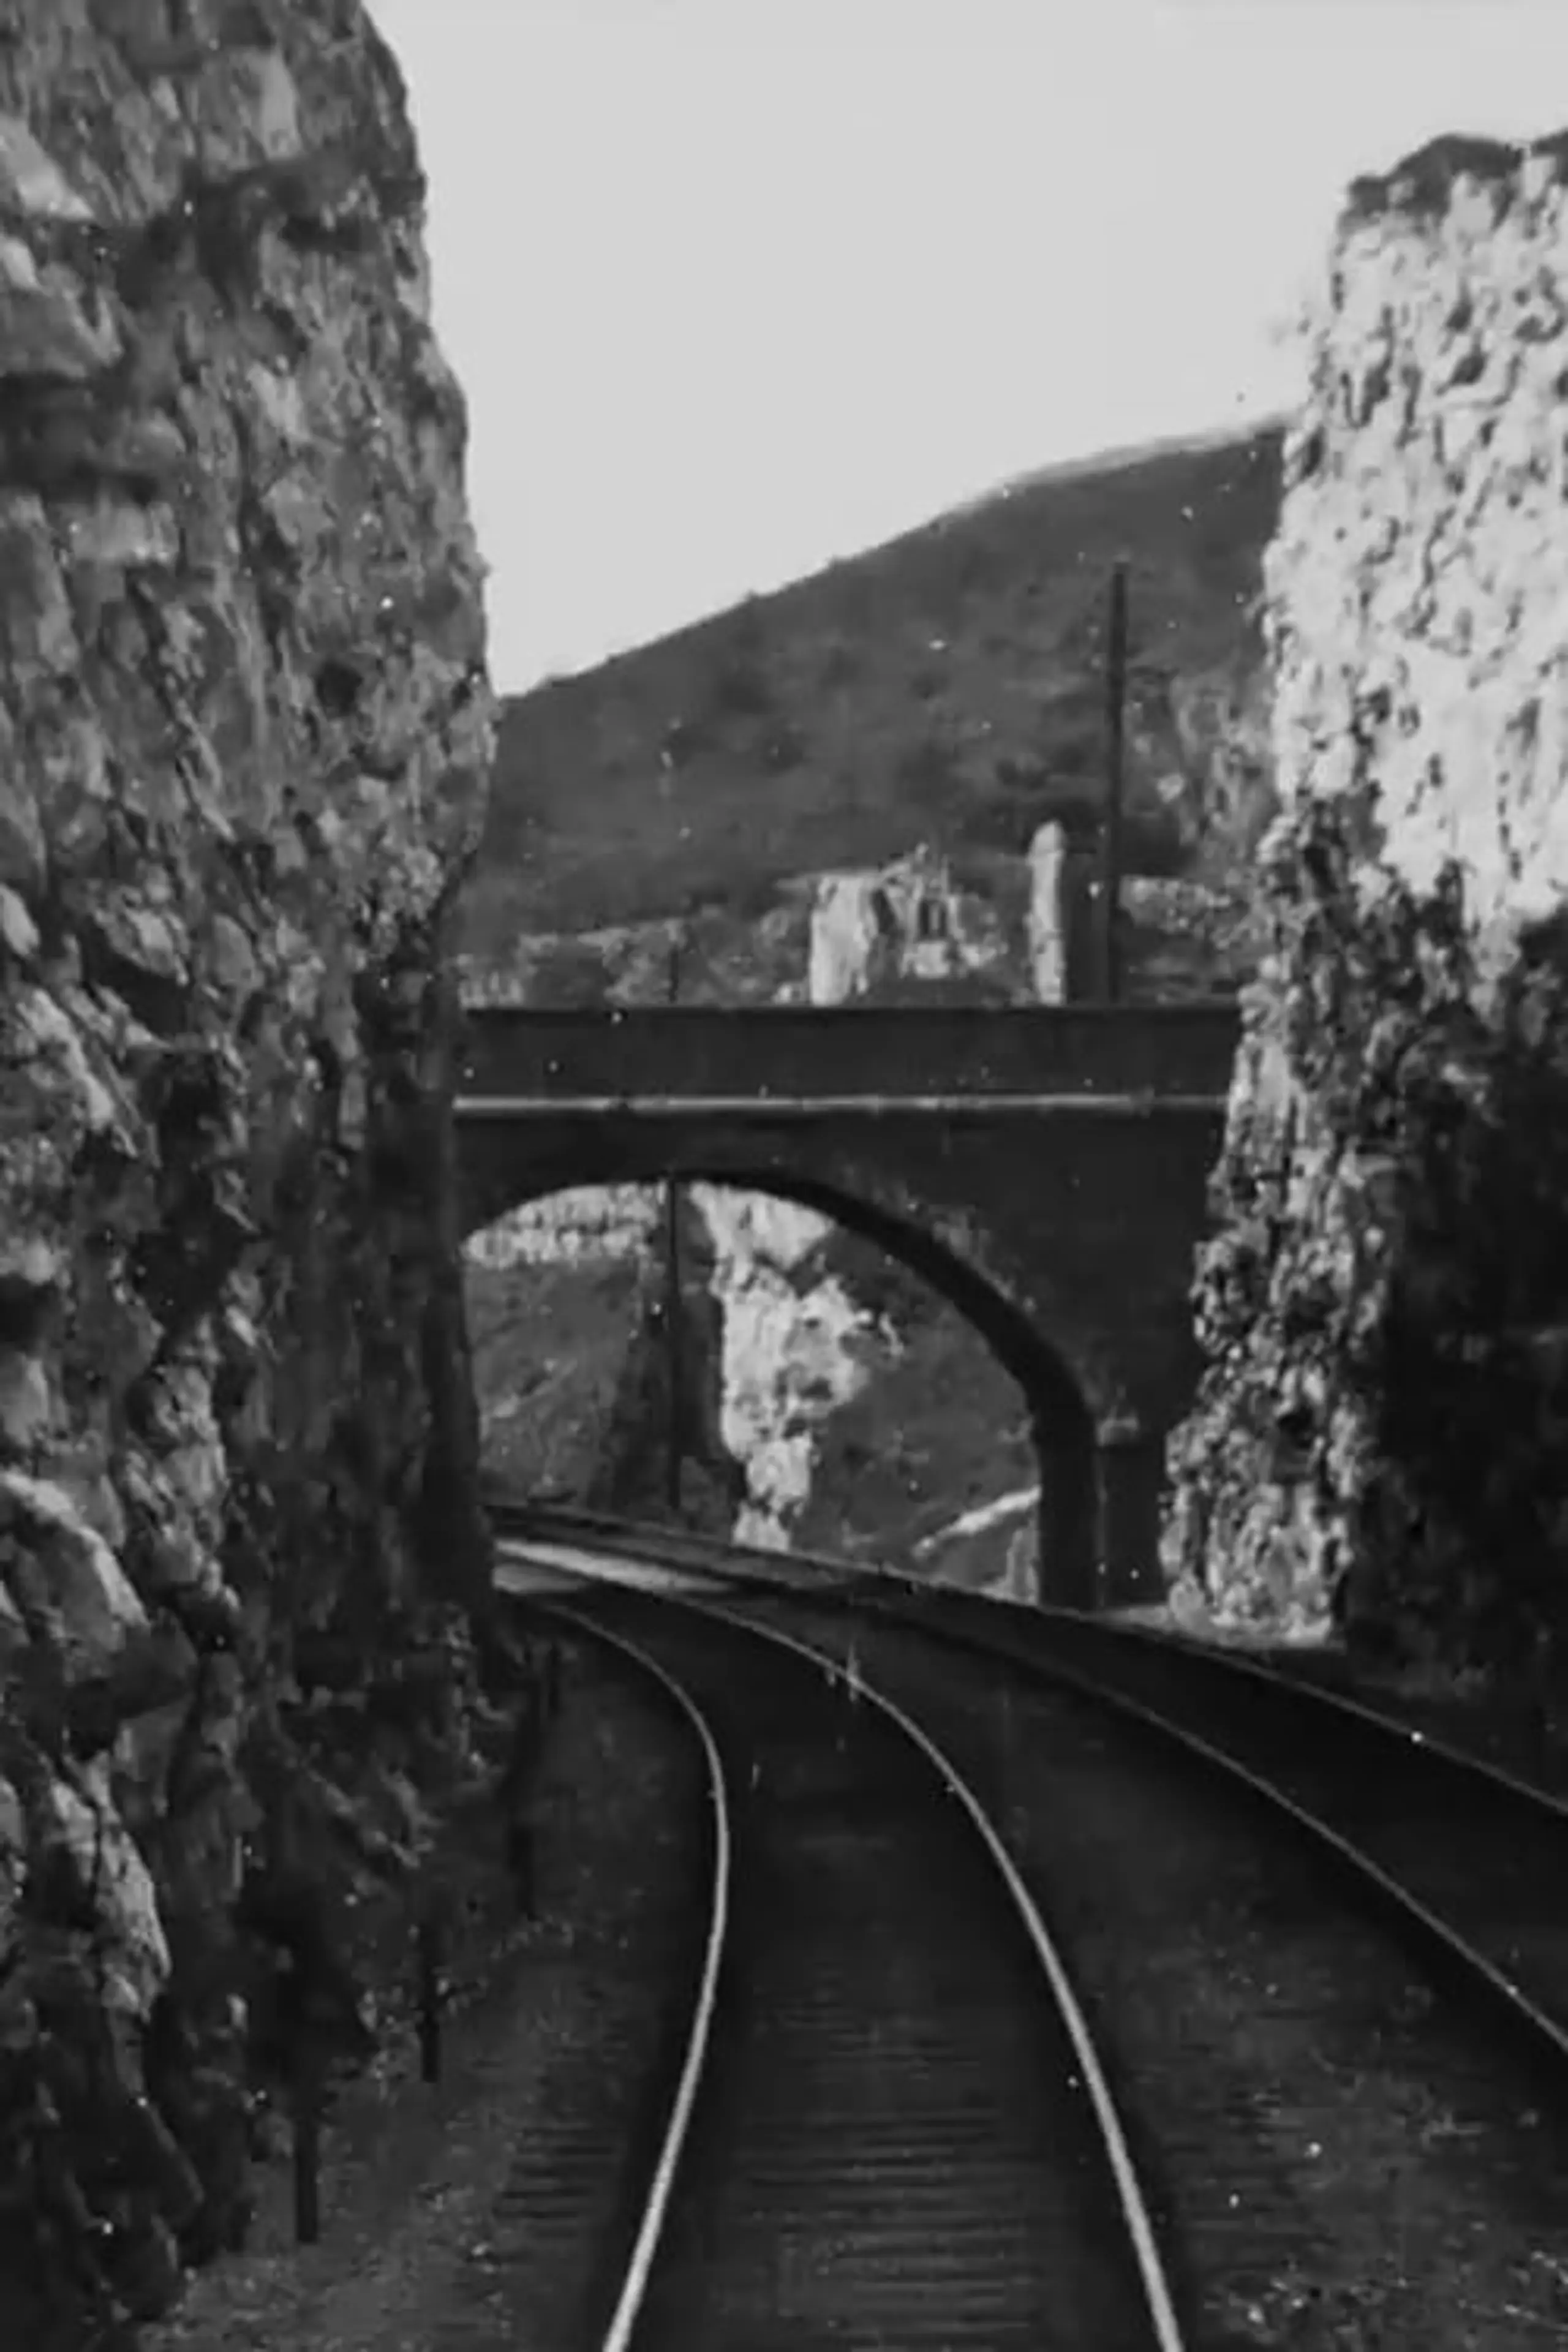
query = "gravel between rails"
(584, 1588, 1168, 2352)
(141, 1630, 706, 2352)
(731, 1595, 1568, 2351)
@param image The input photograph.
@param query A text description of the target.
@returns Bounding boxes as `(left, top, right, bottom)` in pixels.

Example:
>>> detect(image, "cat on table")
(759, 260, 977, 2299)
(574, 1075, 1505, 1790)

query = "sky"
(369, 0, 1568, 693)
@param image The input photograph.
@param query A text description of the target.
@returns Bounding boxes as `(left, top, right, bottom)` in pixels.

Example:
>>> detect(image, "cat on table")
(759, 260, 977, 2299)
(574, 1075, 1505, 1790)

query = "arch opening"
(462, 1166, 1100, 1605)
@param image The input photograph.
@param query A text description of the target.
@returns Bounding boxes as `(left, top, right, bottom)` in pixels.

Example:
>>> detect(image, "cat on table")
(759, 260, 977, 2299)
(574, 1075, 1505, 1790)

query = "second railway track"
(856, 1575, 1568, 2070)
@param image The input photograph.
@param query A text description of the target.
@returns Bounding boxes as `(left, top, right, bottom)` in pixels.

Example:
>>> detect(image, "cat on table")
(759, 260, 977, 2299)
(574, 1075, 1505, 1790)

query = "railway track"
(507, 1573, 1184, 2351)
(415, 1614, 722, 2350)
(499, 1538, 1568, 2343)
(496, 1498, 1568, 2075)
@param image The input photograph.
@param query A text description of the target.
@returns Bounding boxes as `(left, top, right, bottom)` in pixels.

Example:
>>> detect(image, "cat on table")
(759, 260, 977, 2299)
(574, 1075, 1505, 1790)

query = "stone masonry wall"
(0, 5, 492, 2337)
(1164, 132, 1568, 1659)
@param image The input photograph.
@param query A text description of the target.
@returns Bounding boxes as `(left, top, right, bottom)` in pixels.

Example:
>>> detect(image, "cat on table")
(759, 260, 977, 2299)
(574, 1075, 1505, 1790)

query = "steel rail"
(456, 1090, 1226, 1117)
(500, 1551, 1188, 2352)
(718, 1575, 1568, 2079)
(513, 1600, 732, 2352)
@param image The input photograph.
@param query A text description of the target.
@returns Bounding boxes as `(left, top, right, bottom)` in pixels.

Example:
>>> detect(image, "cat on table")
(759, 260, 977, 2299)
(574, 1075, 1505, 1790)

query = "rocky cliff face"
(686, 1185, 891, 1547)
(802, 840, 1024, 1004)
(1164, 132, 1568, 1662)
(0, 4, 492, 2337)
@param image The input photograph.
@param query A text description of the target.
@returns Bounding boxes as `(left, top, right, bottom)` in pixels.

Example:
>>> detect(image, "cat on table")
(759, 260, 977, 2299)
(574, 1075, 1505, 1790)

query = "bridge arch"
(462, 1141, 1109, 1605)
(455, 1000, 1234, 1605)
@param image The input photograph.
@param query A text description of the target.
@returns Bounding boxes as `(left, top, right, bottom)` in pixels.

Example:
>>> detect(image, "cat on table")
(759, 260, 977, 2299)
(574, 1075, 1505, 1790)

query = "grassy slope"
(461, 422, 1282, 954)
(462, 423, 1284, 1551)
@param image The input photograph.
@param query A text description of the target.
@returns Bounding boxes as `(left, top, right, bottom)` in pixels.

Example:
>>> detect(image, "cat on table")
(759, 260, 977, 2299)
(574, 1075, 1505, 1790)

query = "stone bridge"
(455, 1003, 1240, 1607)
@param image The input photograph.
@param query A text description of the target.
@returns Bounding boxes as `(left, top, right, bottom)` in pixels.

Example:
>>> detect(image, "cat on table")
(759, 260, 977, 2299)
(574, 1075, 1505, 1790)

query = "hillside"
(460, 421, 1283, 967)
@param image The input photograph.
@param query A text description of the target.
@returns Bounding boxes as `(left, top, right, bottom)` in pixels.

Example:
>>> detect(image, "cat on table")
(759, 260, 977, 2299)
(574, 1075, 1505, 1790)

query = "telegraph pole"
(1097, 559, 1128, 1003)
(662, 935, 684, 1517)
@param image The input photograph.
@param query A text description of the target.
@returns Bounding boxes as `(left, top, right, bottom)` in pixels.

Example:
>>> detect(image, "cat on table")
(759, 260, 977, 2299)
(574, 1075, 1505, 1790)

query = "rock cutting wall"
(689, 1185, 888, 1548)
(0, 4, 492, 2335)
(1164, 131, 1568, 1661)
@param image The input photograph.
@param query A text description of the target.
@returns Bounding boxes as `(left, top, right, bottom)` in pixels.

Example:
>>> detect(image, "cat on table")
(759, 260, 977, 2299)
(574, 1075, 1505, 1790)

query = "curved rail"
(698, 1578, 1568, 2338)
(867, 1585, 1568, 2070)
(511, 1600, 733, 2352)
(494, 1493, 1568, 1855)
(729, 1577, 1568, 2079)
(496, 1509, 1568, 2094)
(1028, 1601, 1568, 1817)
(502, 1552, 1187, 2352)
(690, 1588, 1186, 2352)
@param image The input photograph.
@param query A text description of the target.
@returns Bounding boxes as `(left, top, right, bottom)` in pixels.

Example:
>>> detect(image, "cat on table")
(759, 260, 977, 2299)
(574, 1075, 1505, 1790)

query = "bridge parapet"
(457, 1001, 1241, 1106)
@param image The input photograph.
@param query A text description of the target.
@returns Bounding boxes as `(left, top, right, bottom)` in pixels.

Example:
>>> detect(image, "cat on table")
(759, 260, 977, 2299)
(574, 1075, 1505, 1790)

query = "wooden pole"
(664, 935, 684, 1517)
(417, 1904, 444, 2084)
(292, 2071, 322, 2245)
(1098, 560, 1128, 1003)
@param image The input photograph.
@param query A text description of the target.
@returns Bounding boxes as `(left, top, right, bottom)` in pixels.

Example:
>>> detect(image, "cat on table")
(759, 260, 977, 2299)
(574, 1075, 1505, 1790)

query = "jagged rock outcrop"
(688, 1187, 890, 1547)
(0, 6, 492, 2339)
(804, 842, 1019, 1004)
(1164, 131, 1568, 1664)
(464, 1177, 894, 1547)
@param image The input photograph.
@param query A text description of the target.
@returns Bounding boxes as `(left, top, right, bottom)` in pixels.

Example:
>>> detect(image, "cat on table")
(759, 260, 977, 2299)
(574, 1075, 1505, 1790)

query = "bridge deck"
(458, 1003, 1240, 1109)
